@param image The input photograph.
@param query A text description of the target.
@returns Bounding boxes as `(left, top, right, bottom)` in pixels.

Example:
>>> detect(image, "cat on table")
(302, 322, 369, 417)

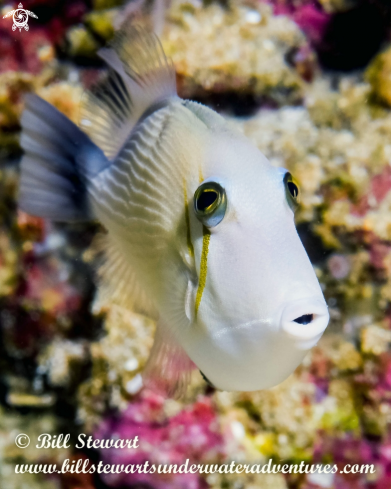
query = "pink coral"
(327, 254, 351, 280)
(266, 1, 331, 45)
(95, 391, 226, 488)
(0, 0, 88, 74)
(292, 4, 330, 45)
(23, 258, 81, 315)
(352, 166, 391, 218)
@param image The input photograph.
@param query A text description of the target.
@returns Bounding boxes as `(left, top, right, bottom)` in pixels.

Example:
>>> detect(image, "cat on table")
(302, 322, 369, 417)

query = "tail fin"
(19, 94, 109, 221)
(80, 25, 177, 161)
(19, 26, 175, 220)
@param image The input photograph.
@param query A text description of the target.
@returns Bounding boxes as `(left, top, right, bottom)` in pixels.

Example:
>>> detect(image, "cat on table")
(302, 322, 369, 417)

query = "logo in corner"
(3, 3, 38, 32)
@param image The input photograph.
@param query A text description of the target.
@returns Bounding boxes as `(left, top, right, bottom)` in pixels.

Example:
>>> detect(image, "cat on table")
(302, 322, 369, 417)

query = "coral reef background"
(1, 0, 391, 488)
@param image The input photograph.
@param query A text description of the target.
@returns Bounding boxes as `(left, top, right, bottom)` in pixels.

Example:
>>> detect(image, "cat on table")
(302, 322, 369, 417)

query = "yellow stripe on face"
(183, 185, 194, 258)
(195, 225, 211, 317)
(199, 166, 204, 185)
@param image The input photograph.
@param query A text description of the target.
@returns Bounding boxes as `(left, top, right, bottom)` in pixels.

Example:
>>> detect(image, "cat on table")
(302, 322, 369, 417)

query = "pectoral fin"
(93, 232, 158, 319)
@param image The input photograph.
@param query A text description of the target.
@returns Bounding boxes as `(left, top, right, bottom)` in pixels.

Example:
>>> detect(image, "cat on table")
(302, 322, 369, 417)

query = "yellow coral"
(0, 231, 18, 297)
(366, 45, 391, 107)
(162, 2, 305, 103)
(37, 82, 83, 124)
(361, 324, 391, 355)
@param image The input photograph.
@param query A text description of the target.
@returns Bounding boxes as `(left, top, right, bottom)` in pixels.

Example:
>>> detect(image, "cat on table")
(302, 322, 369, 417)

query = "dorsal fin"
(183, 100, 226, 128)
(80, 70, 133, 161)
(80, 25, 177, 161)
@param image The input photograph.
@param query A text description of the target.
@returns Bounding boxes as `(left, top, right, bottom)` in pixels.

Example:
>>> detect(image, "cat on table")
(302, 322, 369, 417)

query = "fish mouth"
(280, 297, 329, 348)
(293, 313, 314, 325)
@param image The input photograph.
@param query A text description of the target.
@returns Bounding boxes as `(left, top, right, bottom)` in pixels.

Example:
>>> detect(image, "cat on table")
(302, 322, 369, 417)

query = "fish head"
(184, 128, 329, 392)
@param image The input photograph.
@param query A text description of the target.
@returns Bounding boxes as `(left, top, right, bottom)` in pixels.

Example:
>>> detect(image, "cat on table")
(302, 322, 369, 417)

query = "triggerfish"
(18, 25, 329, 396)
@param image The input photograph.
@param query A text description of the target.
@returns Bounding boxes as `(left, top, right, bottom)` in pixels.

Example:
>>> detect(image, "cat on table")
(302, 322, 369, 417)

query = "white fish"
(18, 25, 329, 396)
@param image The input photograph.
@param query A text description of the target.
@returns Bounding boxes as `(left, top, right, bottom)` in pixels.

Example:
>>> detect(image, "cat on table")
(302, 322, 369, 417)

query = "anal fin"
(143, 318, 195, 399)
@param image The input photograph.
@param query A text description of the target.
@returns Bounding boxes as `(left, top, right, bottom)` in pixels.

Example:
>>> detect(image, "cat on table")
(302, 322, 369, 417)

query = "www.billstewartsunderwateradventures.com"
(15, 459, 375, 476)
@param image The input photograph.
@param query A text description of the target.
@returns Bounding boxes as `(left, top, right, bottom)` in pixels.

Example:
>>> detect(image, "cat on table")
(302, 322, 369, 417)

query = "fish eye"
(194, 181, 227, 227)
(284, 172, 300, 210)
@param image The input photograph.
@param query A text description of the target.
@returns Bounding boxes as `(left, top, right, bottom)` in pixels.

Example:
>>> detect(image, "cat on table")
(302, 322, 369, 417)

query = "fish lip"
(280, 296, 329, 343)
(206, 297, 328, 345)
(209, 318, 273, 340)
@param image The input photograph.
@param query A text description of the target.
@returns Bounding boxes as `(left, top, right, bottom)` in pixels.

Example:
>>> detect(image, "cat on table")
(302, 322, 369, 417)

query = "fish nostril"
(293, 314, 314, 325)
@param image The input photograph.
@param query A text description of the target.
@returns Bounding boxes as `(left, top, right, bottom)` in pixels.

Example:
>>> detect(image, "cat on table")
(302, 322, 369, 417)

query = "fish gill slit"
(198, 166, 204, 184)
(195, 226, 211, 318)
(183, 183, 194, 259)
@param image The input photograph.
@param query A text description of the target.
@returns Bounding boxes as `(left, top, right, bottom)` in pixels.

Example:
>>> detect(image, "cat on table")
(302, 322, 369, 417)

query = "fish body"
(19, 26, 329, 396)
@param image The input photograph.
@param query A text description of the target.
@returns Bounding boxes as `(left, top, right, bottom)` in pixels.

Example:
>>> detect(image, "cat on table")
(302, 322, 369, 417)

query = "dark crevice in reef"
(317, 0, 391, 71)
